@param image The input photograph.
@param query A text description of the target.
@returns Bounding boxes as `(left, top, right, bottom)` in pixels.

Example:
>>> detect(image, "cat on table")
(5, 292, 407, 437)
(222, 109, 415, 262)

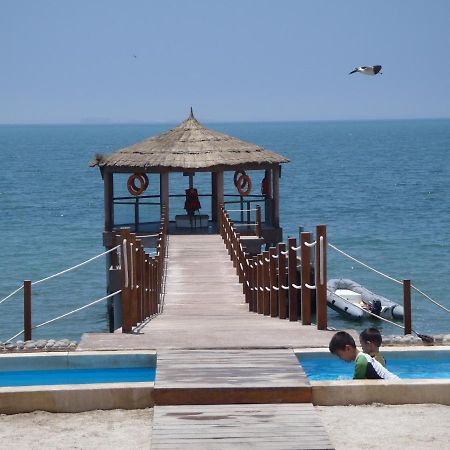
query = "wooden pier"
(86, 113, 338, 448)
(80, 234, 337, 449)
(79, 235, 336, 350)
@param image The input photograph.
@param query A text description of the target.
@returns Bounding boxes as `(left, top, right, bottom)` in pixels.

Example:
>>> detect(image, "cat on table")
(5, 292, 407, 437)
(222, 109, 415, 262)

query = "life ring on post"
(236, 174, 252, 196)
(127, 173, 149, 196)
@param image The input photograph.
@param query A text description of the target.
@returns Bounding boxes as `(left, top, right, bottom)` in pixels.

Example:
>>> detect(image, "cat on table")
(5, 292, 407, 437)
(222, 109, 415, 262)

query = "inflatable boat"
(327, 278, 404, 321)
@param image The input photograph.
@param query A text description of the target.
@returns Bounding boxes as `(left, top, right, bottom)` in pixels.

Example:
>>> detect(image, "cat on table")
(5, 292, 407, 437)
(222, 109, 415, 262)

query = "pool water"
(0, 366, 156, 387)
(297, 350, 450, 380)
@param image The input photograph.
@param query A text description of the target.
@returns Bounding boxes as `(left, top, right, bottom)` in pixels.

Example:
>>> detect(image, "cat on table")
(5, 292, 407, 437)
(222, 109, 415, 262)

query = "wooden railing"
(117, 204, 167, 332)
(219, 206, 328, 329)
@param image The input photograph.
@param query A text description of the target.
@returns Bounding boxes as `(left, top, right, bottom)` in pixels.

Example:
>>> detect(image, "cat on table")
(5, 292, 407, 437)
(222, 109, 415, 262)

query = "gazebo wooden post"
(211, 172, 217, 222)
(160, 171, 169, 223)
(104, 169, 114, 232)
(216, 171, 224, 227)
(264, 169, 272, 225)
(272, 165, 280, 228)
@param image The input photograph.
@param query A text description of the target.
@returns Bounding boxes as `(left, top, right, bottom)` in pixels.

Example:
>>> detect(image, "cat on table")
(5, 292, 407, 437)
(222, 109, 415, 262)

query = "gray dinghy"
(327, 278, 404, 321)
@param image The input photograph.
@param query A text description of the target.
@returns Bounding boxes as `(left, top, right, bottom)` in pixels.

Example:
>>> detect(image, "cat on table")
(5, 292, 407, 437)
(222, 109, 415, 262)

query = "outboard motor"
(370, 299, 382, 316)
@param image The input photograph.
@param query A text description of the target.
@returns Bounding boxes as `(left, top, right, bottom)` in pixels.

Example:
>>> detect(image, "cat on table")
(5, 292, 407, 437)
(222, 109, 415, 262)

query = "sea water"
(1, 119, 449, 341)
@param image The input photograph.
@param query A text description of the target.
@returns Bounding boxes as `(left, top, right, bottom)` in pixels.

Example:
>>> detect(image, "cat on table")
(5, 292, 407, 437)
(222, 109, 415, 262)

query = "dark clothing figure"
(184, 188, 201, 216)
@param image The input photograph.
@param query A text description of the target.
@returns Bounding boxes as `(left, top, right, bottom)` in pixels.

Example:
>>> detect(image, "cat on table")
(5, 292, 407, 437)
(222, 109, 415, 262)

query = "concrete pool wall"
(0, 350, 156, 414)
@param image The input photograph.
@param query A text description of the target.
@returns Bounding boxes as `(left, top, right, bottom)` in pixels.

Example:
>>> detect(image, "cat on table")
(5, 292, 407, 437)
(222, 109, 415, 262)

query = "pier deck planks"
(154, 348, 311, 405)
(151, 403, 334, 449)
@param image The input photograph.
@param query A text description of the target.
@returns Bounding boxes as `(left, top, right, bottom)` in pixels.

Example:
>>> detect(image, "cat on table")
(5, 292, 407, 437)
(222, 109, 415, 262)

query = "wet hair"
(329, 331, 356, 354)
(360, 327, 382, 347)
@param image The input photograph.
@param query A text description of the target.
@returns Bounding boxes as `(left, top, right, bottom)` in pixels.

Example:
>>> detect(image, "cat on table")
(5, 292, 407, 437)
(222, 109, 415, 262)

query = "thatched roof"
(91, 110, 289, 171)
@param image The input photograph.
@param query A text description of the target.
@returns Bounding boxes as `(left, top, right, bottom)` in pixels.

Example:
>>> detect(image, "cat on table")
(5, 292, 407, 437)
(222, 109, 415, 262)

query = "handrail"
(6, 290, 121, 342)
(329, 242, 450, 315)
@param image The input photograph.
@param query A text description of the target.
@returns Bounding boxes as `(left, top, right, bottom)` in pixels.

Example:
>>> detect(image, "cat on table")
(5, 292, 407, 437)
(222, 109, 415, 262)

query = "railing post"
(262, 250, 270, 315)
(250, 255, 258, 312)
(315, 224, 327, 330)
(23, 280, 32, 341)
(278, 243, 287, 319)
(245, 253, 252, 304)
(255, 205, 262, 238)
(269, 247, 278, 317)
(135, 240, 143, 324)
(120, 228, 132, 333)
(149, 258, 154, 315)
(111, 232, 119, 268)
(288, 237, 298, 321)
(129, 233, 138, 327)
(257, 254, 263, 314)
(403, 279, 412, 335)
(300, 232, 312, 325)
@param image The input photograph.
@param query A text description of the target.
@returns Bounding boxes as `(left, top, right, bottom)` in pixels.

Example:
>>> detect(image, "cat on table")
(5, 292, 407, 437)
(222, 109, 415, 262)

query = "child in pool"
(329, 331, 399, 380)
(359, 327, 386, 367)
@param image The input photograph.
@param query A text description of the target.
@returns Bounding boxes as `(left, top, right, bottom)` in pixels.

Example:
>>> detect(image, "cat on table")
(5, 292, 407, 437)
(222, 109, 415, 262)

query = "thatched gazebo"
(91, 109, 289, 246)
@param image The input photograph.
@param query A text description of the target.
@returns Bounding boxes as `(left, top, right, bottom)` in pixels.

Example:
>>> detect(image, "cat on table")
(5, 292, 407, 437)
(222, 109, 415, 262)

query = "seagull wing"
(349, 68, 358, 74)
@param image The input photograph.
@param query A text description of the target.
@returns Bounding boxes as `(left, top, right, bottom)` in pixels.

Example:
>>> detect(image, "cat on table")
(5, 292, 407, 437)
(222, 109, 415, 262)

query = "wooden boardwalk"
(154, 349, 311, 405)
(79, 235, 336, 350)
(79, 234, 336, 449)
(151, 403, 334, 449)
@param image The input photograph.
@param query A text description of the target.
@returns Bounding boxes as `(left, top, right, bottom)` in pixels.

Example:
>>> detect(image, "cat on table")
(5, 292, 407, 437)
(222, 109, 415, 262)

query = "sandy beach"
(1, 405, 449, 449)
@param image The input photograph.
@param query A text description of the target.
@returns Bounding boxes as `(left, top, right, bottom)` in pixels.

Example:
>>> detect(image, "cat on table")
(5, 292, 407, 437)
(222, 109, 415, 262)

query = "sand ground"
(0, 405, 449, 449)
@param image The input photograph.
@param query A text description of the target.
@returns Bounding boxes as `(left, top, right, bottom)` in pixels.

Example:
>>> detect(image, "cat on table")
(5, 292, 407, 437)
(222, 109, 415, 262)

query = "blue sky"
(1, 0, 450, 123)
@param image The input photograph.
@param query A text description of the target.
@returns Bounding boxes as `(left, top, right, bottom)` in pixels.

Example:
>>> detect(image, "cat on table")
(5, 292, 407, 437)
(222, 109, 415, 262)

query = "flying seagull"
(349, 65, 382, 75)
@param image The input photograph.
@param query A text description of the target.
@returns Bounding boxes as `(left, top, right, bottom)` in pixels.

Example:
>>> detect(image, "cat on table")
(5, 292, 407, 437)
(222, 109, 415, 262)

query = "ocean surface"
(1, 119, 449, 342)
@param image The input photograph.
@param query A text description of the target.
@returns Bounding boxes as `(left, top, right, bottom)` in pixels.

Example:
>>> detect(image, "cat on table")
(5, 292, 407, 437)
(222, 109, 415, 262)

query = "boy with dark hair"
(329, 331, 399, 380)
(359, 327, 386, 367)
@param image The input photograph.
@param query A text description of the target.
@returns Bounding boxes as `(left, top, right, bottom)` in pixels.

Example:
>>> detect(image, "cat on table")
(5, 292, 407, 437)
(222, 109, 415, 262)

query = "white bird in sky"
(349, 65, 382, 75)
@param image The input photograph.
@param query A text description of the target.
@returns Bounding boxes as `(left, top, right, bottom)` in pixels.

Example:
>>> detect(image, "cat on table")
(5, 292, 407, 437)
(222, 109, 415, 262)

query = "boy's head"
(359, 327, 382, 355)
(329, 331, 358, 362)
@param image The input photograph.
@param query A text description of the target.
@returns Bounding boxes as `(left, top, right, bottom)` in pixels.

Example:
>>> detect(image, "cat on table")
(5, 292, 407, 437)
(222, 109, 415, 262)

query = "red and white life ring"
(127, 173, 149, 196)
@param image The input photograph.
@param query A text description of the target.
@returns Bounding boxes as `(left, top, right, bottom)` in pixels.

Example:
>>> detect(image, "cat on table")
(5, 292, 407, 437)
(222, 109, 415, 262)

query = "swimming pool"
(296, 348, 450, 380)
(0, 351, 156, 414)
(0, 351, 156, 387)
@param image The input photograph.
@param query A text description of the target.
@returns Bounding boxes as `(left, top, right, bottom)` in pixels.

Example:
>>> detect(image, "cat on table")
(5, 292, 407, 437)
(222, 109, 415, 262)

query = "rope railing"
(0, 285, 24, 306)
(6, 290, 121, 343)
(32, 245, 121, 286)
(328, 243, 402, 285)
(329, 242, 450, 315)
(6, 204, 169, 341)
